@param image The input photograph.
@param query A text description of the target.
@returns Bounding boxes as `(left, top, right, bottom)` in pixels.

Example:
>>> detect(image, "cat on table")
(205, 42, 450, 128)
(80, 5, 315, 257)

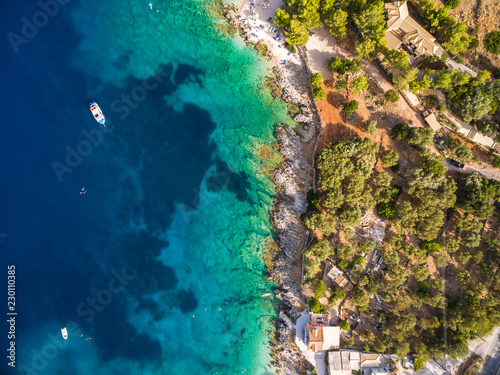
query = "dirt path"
(446, 161, 500, 182)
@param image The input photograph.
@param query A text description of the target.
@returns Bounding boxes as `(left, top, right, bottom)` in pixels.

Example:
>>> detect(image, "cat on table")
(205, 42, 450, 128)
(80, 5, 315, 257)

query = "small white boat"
(61, 327, 68, 340)
(90, 102, 105, 126)
(261, 293, 272, 297)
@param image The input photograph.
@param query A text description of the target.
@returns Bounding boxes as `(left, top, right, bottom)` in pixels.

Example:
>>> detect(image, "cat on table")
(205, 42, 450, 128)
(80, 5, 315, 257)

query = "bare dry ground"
(444, 0, 500, 72)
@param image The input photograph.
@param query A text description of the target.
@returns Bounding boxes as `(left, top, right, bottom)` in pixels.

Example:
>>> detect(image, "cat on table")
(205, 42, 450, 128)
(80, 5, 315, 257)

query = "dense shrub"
(309, 73, 323, 88)
(421, 241, 442, 254)
(376, 202, 396, 220)
(391, 123, 411, 139)
(313, 87, 327, 101)
(313, 280, 326, 298)
(340, 320, 350, 331)
(385, 89, 400, 103)
(343, 100, 359, 115)
(444, 0, 459, 9)
(485, 31, 500, 54)
(493, 157, 500, 168)
(309, 298, 327, 313)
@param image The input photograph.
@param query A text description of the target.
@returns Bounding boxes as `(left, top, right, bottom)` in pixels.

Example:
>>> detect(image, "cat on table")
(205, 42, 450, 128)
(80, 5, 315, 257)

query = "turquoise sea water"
(0, 0, 293, 374)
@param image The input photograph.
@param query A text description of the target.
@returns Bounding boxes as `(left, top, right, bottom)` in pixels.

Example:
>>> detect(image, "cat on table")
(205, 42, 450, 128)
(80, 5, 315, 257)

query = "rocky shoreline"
(270, 60, 322, 372)
(222, 5, 324, 372)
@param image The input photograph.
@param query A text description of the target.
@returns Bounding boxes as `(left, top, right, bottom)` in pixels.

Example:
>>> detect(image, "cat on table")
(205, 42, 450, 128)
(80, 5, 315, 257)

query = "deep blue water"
(0, 0, 292, 374)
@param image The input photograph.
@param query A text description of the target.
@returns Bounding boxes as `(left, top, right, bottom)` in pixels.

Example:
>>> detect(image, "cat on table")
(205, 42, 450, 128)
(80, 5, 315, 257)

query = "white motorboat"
(90, 102, 105, 126)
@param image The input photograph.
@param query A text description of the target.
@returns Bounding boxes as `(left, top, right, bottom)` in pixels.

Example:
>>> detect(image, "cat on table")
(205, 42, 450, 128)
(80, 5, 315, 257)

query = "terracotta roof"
(307, 322, 340, 352)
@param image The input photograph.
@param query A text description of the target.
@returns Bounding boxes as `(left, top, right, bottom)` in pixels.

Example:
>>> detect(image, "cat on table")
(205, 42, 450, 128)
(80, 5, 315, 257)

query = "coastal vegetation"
(300, 130, 500, 363)
(309, 72, 327, 101)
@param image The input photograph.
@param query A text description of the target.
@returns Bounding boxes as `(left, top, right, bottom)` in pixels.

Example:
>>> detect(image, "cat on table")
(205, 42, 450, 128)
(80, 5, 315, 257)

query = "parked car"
(448, 158, 464, 168)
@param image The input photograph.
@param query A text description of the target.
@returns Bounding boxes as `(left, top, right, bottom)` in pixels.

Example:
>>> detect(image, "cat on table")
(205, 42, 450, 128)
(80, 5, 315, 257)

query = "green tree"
(460, 92, 492, 122)
(309, 73, 323, 87)
(295, 0, 321, 30)
(443, 22, 471, 54)
(421, 241, 442, 254)
(391, 123, 411, 139)
(275, 8, 291, 27)
(393, 67, 418, 90)
(471, 70, 491, 86)
(352, 0, 386, 42)
(452, 142, 473, 163)
(493, 157, 500, 168)
(393, 341, 410, 358)
(457, 249, 472, 264)
(343, 100, 359, 115)
(444, 0, 460, 9)
(309, 298, 326, 313)
(329, 9, 348, 38)
(363, 275, 380, 295)
(349, 75, 369, 94)
(335, 78, 347, 92)
(460, 172, 495, 219)
(302, 211, 335, 236)
(313, 279, 326, 298)
(337, 243, 355, 261)
(385, 89, 400, 103)
(344, 173, 366, 205)
(468, 37, 479, 49)
(364, 119, 377, 135)
(303, 239, 332, 278)
(470, 251, 483, 264)
(380, 245, 400, 267)
(457, 270, 471, 284)
(433, 72, 452, 91)
(355, 38, 376, 59)
(381, 149, 399, 167)
(376, 201, 396, 220)
(352, 286, 370, 307)
(451, 70, 471, 87)
(330, 285, 346, 301)
(329, 56, 345, 74)
(414, 266, 430, 282)
(408, 128, 434, 147)
(339, 205, 362, 226)
(313, 87, 327, 101)
(445, 237, 460, 253)
(360, 330, 373, 341)
(462, 232, 481, 248)
(373, 340, 387, 353)
(340, 320, 351, 331)
(476, 119, 499, 137)
(286, 20, 309, 46)
(484, 31, 500, 54)
(321, 190, 344, 212)
(384, 49, 409, 71)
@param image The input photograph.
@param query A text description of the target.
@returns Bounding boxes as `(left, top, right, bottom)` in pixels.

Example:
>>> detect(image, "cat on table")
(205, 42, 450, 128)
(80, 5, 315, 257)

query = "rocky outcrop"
(274, 62, 321, 143)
